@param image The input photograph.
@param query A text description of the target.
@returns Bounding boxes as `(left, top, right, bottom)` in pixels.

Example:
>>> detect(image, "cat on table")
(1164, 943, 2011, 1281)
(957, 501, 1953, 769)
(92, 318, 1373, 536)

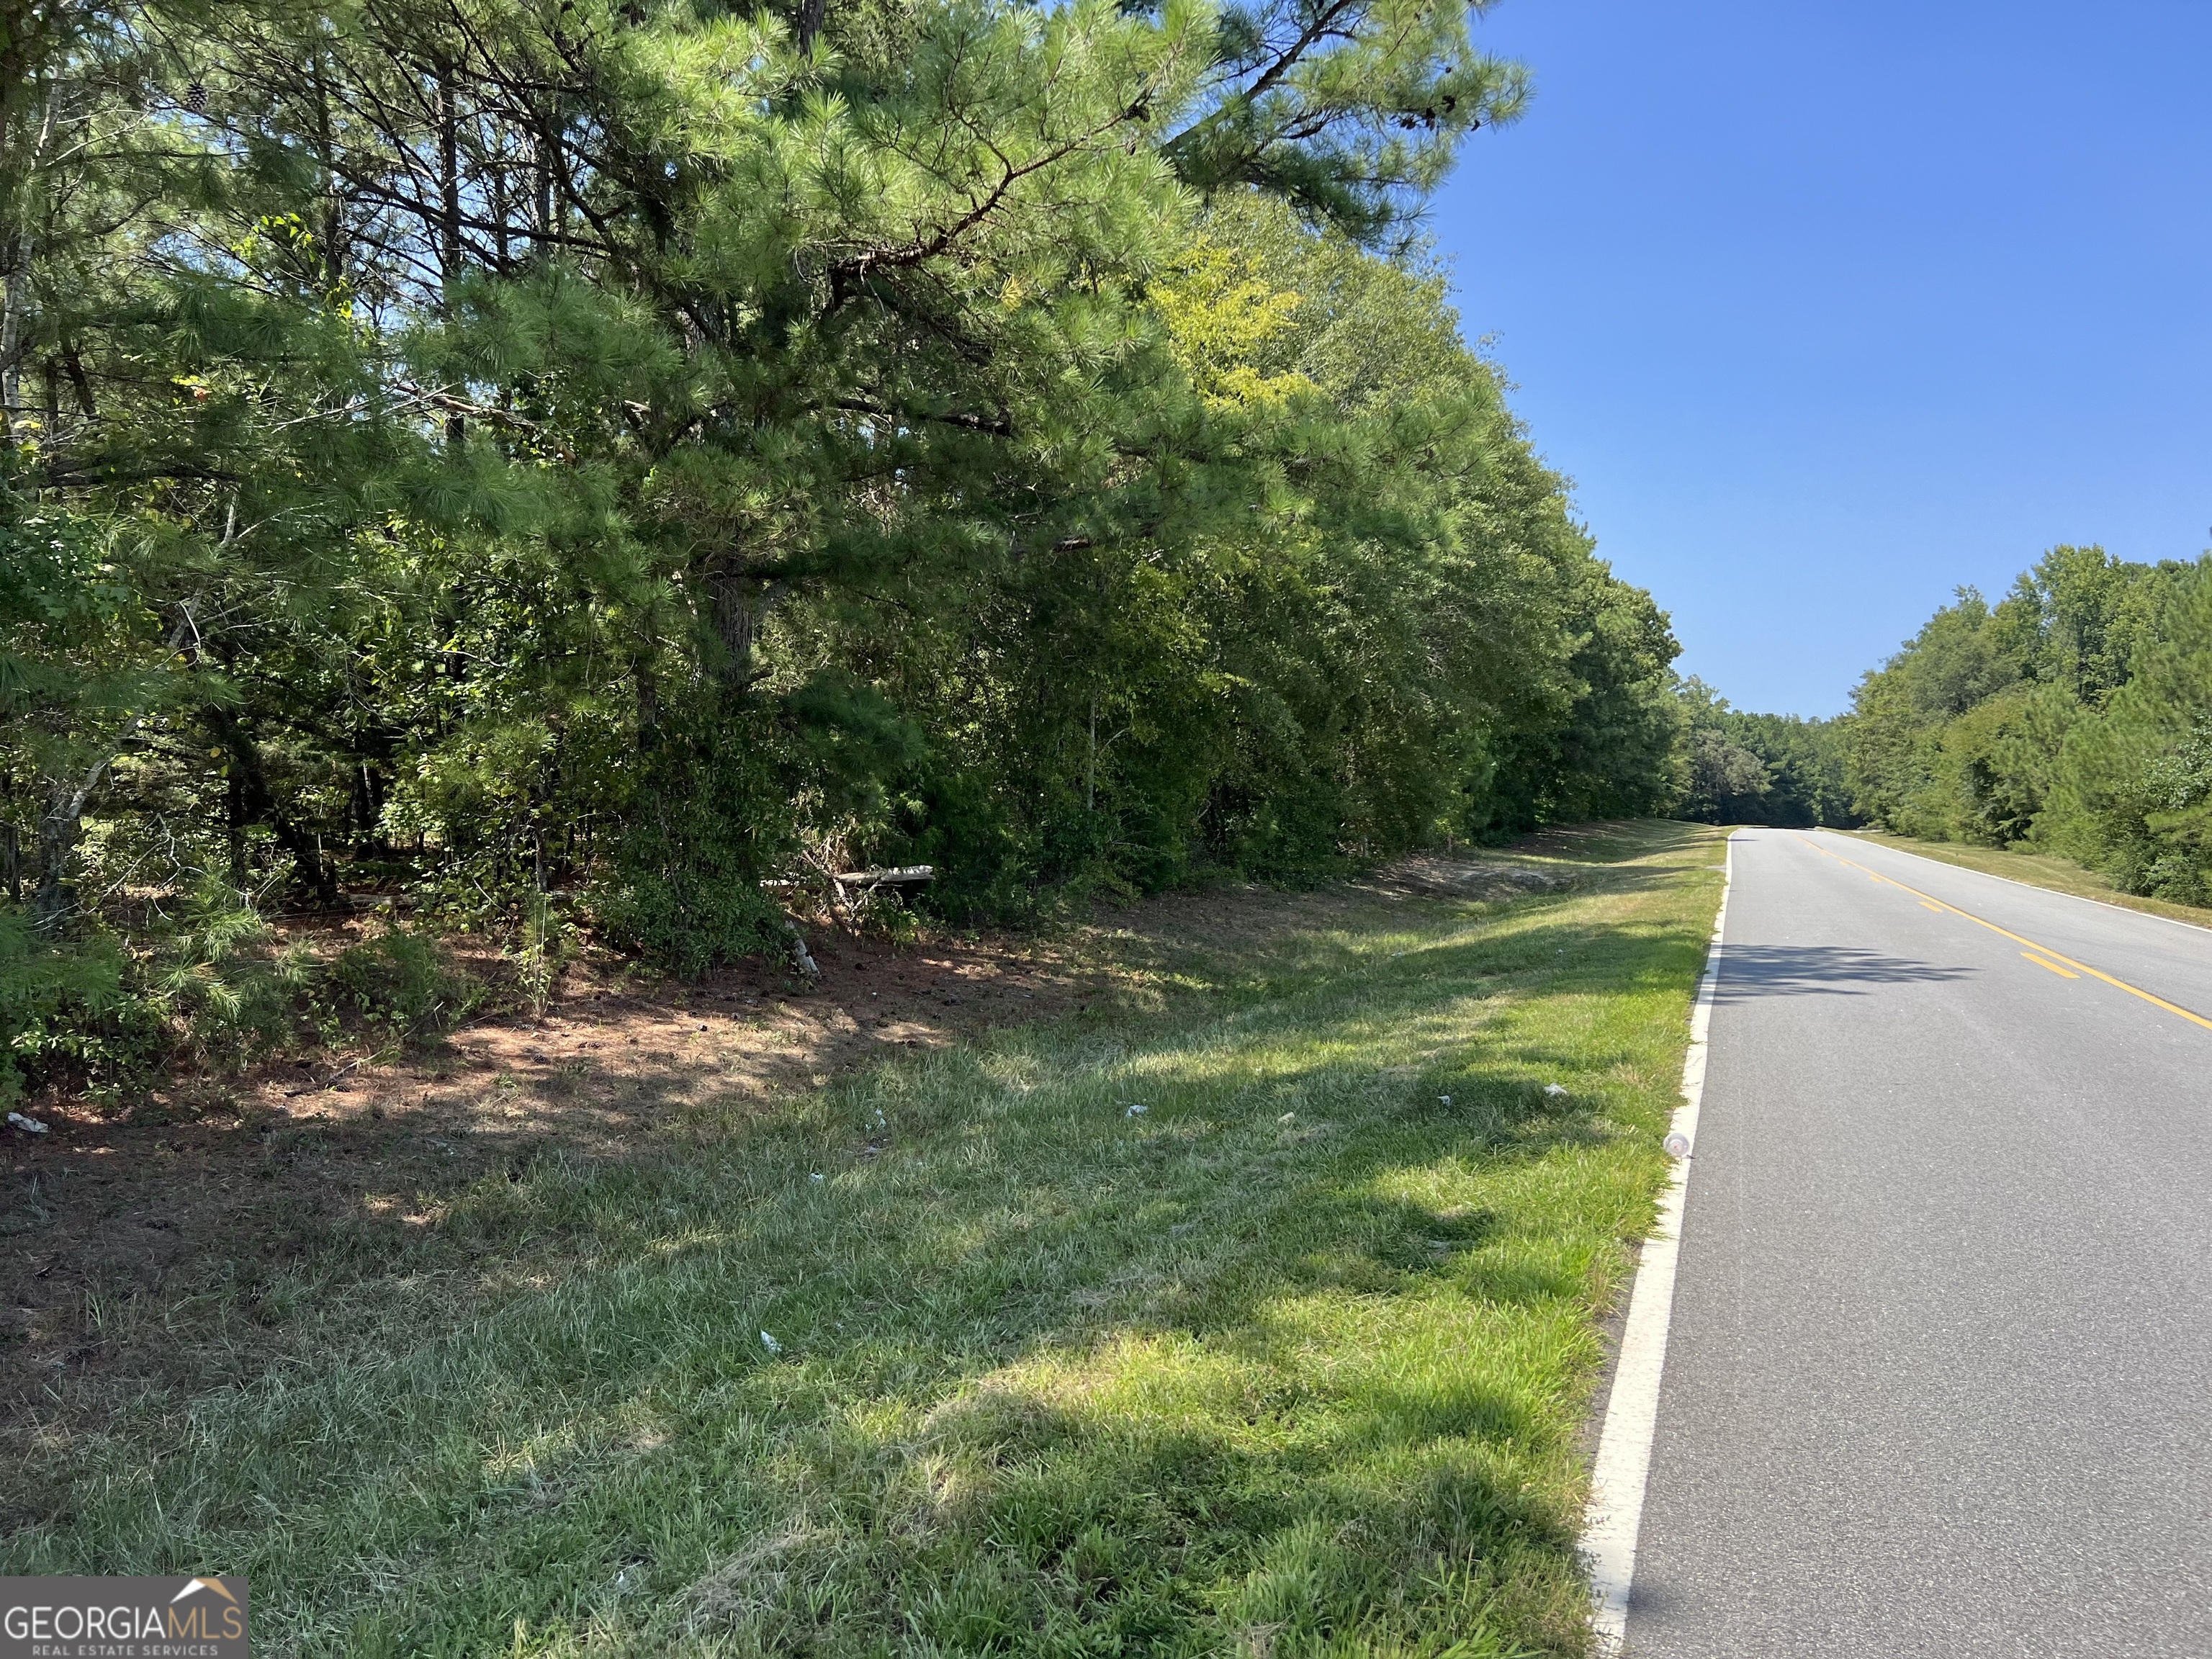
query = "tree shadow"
(1713, 945, 1975, 1002)
(0, 887, 1695, 1437)
(8, 824, 1725, 1657)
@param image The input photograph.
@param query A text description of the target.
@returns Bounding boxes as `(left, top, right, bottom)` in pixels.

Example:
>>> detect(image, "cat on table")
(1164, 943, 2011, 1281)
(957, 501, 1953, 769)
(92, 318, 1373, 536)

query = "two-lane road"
(1628, 828, 2212, 1656)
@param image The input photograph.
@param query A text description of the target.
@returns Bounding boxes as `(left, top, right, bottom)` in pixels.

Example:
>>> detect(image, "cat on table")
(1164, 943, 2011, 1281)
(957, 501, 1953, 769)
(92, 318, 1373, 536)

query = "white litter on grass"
(1663, 1131, 1692, 1159)
(1544, 1083, 1569, 1098)
(1125, 1103, 1148, 1117)
(6, 1112, 47, 1135)
(809, 1172, 825, 1183)
(1277, 1111, 1296, 1125)
(1438, 1094, 1453, 1107)
(760, 1330, 783, 1355)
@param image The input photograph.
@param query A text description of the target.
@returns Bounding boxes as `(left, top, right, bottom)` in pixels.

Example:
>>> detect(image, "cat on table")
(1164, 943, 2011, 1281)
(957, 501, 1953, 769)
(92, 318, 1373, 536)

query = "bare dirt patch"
(0, 822, 1676, 1427)
(0, 925, 1107, 1416)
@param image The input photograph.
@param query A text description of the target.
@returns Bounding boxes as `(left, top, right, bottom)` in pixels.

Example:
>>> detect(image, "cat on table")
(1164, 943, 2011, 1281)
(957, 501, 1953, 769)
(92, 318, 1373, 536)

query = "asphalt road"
(1628, 828, 2212, 1658)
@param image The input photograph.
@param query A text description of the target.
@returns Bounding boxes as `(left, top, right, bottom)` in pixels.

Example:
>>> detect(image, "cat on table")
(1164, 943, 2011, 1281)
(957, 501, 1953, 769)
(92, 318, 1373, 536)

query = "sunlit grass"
(6, 823, 1725, 1657)
(1845, 829, 2212, 928)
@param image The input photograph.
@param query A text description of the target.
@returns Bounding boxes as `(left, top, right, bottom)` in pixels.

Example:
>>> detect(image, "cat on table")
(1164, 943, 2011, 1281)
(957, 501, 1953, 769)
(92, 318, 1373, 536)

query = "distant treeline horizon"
(1672, 544, 2212, 909)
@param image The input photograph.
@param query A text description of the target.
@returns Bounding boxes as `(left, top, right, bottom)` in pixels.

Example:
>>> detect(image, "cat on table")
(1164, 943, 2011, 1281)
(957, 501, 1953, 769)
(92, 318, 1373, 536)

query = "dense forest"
(0, 0, 1689, 1100)
(1673, 678, 1854, 830)
(1844, 544, 2212, 902)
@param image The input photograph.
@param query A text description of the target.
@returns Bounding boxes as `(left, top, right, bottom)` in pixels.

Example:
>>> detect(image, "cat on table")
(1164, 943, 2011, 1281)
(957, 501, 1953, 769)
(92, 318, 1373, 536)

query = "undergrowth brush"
(4, 822, 1724, 1657)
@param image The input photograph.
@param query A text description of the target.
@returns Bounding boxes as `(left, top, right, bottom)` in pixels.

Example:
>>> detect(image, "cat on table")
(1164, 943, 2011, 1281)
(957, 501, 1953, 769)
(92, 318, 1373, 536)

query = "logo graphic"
(1, 1575, 250, 1657)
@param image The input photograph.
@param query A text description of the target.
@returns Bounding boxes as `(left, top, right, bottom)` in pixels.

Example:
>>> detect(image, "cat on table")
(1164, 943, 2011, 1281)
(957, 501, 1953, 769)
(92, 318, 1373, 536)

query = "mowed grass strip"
(8, 822, 1725, 1658)
(1843, 828, 2212, 930)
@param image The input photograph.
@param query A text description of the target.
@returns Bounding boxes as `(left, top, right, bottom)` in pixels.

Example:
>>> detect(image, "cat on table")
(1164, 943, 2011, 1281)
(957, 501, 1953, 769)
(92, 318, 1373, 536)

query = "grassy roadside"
(5, 822, 1725, 1658)
(1840, 830, 2212, 931)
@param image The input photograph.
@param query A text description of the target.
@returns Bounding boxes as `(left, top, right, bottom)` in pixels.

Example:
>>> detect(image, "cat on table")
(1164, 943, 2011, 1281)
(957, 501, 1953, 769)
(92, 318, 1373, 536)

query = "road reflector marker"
(2021, 951, 2079, 979)
(1583, 833, 1732, 1652)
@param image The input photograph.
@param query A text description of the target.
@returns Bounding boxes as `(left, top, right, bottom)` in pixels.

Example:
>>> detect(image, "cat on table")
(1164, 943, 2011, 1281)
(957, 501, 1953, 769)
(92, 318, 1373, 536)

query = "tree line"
(1, 0, 1689, 1097)
(1843, 544, 2212, 902)
(1565, 531, 2212, 899)
(1671, 678, 1854, 830)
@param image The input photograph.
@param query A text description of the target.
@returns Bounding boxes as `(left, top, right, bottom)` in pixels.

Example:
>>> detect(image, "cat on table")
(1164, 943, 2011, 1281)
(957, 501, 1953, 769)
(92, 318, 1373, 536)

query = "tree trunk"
(712, 572, 784, 687)
(634, 661, 661, 749)
(60, 343, 92, 415)
(1, 218, 31, 437)
(0, 79, 58, 438)
(206, 709, 338, 906)
(714, 574, 755, 682)
(32, 752, 108, 932)
(313, 56, 346, 290)
(226, 765, 246, 882)
(535, 106, 556, 248)
(436, 63, 463, 447)
(491, 148, 510, 271)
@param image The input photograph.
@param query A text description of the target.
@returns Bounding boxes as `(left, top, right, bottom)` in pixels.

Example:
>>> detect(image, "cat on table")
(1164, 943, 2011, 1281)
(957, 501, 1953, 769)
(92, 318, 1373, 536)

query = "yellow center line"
(1797, 835, 2212, 1033)
(2021, 952, 2080, 979)
(1919, 900, 1943, 913)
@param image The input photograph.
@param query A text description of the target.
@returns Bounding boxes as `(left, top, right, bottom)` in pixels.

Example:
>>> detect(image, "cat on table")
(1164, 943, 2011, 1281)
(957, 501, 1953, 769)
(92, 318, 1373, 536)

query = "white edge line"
(1581, 830, 1732, 1656)
(1824, 829, 2212, 940)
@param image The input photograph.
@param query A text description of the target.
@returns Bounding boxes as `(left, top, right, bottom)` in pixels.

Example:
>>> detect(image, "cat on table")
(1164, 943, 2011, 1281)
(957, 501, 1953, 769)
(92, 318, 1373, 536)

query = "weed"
(320, 924, 475, 1038)
(513, 892, 577, 1022)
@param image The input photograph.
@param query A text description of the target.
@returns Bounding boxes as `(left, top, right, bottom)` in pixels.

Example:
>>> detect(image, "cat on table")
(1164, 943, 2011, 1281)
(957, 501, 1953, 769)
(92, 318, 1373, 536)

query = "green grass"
(5, 822, 1725, 1658)
(1842, 830, 2212, 930)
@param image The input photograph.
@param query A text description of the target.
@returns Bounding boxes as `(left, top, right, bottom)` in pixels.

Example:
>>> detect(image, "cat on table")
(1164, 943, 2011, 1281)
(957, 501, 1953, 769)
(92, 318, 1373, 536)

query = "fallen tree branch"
(763, 865, 933, 889)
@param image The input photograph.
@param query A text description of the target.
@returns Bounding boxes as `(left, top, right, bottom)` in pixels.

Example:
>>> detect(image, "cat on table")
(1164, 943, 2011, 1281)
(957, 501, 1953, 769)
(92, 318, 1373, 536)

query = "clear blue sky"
(1430, 0, 2212, 717)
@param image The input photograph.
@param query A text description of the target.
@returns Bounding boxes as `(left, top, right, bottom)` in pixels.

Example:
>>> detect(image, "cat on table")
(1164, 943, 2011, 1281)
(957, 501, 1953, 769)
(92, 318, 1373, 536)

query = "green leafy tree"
(1671, 678, 1853, 829)
(1839, 543, 2212, 898)
(0, 0, 1693, 1098)
(2041, 560, 2212, 899)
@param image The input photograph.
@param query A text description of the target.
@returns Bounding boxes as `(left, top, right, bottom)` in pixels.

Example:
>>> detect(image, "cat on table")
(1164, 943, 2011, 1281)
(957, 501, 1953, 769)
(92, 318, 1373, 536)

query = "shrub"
(147, 878, 307, 1071)
(589, 712, 792, 977)
(323, 925, 472, 1035)
(0, 906, 138, 1105)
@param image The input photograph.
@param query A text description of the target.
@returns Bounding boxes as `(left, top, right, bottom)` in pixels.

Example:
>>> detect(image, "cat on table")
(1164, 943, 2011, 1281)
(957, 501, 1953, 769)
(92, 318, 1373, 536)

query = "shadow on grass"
(6, 823, 1724, 1658)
